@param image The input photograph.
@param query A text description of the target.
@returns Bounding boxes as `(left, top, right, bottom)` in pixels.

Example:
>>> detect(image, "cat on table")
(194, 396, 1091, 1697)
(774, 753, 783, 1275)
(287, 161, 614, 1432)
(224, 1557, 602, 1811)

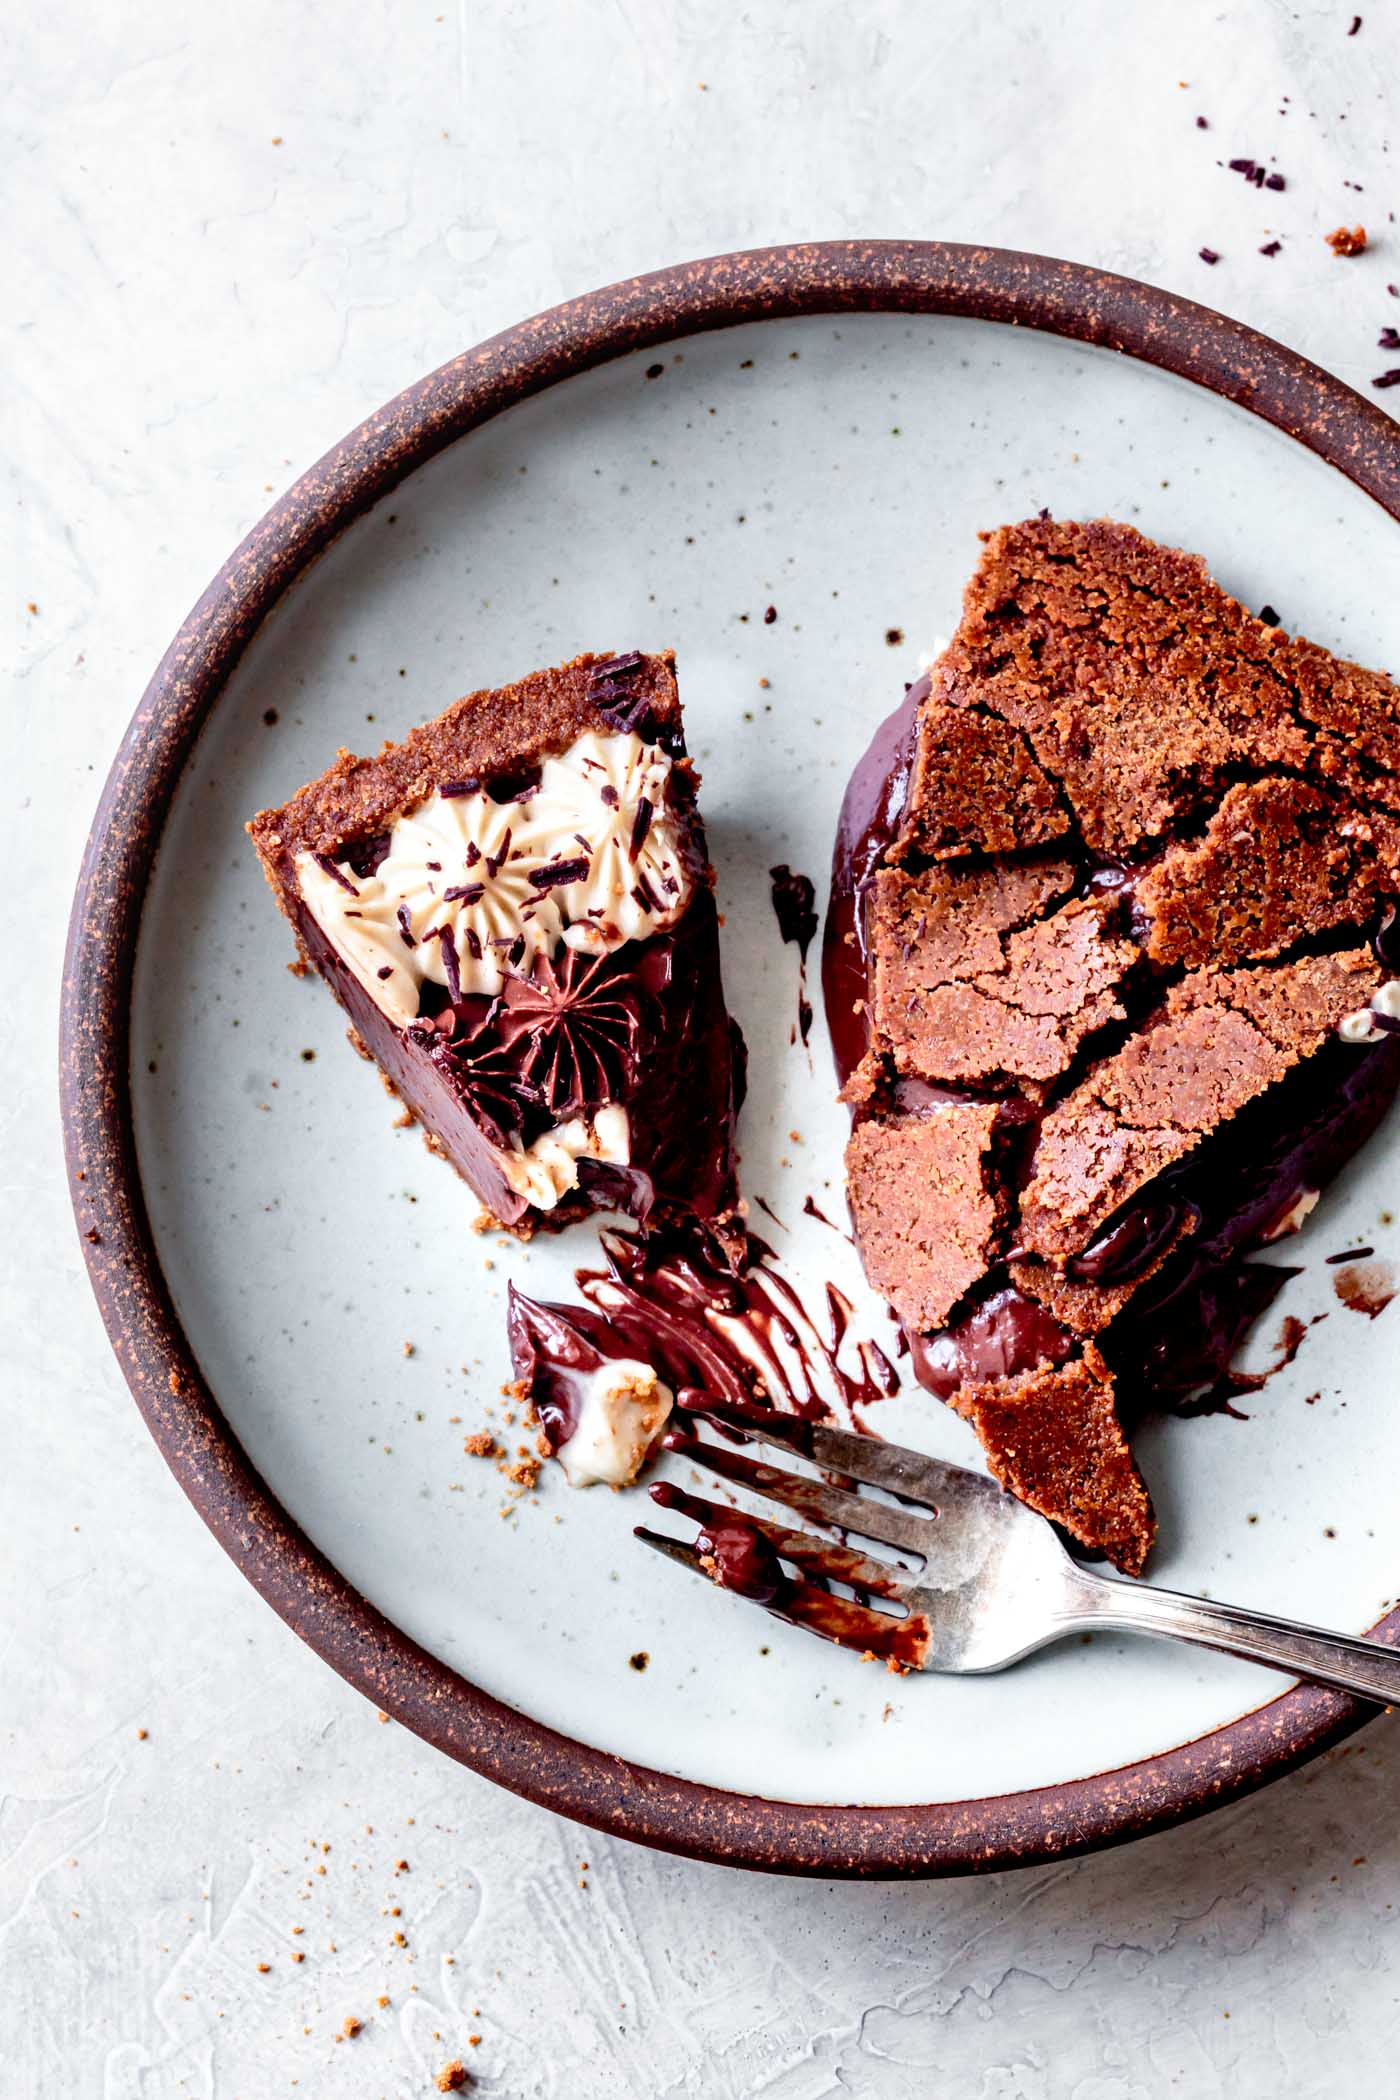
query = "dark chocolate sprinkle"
(1228, 157, 1258, 178)
(590, 651, 645, 684)
(1196, 115, 1208, 129)
(1199, 247, 1221, 265)
(1379, 327, 1400, 350)
(1259, 240, 1283, 257)
(439, 779, 480, 798)
(530, 856, 591, 891)
(632, 871, 662, 914)
(376, 965, 393, 980)
(507, 935, 526, 967)
(1348, 12, 1362, 30)
(600, 784, 620, 808)
(436, 924, 462, 1004)
(1258, 604, 1281, 627)
(465, 840, 482, 867)
(443, 883, 485, 905)
(1373, 370, 1400, 389)
(1327, 1246, 1375, 1264)
(629, 797, 654, 859)
(396, 903, 417, 948)
(311, 851, 358, 895)
(464, 927, 483, 961)
(764, 605, 777, 624)
(1265, 171, 1286, 191)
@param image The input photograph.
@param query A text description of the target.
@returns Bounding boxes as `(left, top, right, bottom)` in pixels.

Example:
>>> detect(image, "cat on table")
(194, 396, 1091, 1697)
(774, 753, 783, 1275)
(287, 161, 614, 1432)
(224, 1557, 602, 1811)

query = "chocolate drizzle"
(508, 1218, 902, 1457)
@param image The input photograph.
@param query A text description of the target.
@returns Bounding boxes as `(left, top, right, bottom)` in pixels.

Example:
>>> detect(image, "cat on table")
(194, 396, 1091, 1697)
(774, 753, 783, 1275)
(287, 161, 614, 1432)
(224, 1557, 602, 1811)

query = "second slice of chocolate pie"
(828, 519, 1400, 1573)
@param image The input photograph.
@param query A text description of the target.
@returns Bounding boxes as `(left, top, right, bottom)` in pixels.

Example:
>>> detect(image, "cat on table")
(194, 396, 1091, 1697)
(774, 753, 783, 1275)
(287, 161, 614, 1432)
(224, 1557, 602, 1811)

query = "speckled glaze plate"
(63, 243, 1400, 1877)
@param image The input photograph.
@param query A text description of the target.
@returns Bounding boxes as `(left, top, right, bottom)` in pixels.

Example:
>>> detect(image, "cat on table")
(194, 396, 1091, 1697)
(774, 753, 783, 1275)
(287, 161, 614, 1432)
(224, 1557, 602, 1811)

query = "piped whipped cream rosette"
(294, 728, 694, 1026)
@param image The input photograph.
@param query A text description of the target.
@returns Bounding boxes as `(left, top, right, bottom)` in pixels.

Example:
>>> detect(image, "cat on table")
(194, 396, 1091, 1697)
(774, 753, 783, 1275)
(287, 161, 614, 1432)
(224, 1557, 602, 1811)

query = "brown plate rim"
(60, 239, 1400, 1878)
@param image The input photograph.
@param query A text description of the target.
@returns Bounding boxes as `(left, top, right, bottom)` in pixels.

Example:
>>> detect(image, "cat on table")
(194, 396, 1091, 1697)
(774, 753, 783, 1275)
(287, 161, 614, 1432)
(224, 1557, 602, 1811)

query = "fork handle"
(1070, 1570, 1400, 1704)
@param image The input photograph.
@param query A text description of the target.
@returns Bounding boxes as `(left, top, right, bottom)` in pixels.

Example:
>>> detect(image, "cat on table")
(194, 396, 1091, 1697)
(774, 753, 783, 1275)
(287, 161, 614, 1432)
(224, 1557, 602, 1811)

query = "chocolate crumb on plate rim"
(60, 242, 1400, 1880)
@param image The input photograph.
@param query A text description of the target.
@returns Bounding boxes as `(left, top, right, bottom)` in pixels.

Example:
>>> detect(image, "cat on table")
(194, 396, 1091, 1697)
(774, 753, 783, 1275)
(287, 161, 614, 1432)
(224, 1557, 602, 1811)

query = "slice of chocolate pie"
(826, 519, 1400, 1573)
(250, 650, 744, 1240)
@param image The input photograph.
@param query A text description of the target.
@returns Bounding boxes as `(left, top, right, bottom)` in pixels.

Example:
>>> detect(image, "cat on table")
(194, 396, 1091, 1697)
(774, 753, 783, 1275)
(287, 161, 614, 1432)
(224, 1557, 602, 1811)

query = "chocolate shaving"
(396, 903, 417, 948)
(436, 924, 462, 1003)
(632, 871, 662, 914)
(443, 883, 485, 905)
(601, 784, 620, 808)
(438, 779, 480, 799)
(1259, 240, 1282, 257)
(590, 651, 645, 684)
(629, 797, 654, 859)
(1199, 247, 1220, 265)
(530, 856, 591, 891)
(1379, 327, 1400, 350)
(1374, 370, 1400, 390)
(312, 851, 358, 895)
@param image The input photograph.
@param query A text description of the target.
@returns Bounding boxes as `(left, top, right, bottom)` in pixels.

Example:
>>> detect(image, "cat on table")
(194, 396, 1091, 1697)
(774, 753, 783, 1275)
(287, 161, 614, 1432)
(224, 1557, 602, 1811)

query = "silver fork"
(636, 1397, 1400, 1698)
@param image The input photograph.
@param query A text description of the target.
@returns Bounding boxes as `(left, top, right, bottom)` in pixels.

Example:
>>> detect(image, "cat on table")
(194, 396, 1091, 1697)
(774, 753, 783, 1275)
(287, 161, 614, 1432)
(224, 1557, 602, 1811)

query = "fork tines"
(635, 1413, 935, 1671)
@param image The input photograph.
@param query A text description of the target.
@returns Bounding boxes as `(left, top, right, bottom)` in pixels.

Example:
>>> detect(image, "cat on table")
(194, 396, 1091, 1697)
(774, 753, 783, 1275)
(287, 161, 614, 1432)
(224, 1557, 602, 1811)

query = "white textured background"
(8, 1, 1400, 2093)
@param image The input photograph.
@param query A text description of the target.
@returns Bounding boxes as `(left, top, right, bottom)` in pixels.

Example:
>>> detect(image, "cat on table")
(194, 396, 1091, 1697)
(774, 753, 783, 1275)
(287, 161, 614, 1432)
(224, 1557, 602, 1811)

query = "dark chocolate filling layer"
(292, 883, 743, 1232)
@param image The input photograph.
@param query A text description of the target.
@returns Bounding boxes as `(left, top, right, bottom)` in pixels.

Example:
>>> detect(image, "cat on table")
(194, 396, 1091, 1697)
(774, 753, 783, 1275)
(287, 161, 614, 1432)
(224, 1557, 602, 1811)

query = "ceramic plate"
(64, 245, 1400, 1875)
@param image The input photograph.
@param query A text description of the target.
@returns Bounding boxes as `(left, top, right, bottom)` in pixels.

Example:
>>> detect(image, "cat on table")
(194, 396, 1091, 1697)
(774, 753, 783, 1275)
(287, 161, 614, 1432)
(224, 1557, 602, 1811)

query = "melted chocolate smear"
(770, 865, 819, 1048)
(769, 866, 818, 957)
(660, 1486, 787, 1605)
(821, 676, 927, 1086)
(1108, 1036, 1400, 1412)
(1068, 1194, 1197, 1285)
(1135, 1264, 1299, 1417)
(910, 1287, 1075, 1402)
(504, 1290, 606, 1449)
(508, 1220, 900, 1450)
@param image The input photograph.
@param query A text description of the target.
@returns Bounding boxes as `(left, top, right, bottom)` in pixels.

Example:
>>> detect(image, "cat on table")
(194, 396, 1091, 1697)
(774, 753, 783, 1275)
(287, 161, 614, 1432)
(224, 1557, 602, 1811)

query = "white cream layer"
(295, 728, 692, 1028)
(496, 1102, 629, 1213)
(554, 1358, 674, 1488)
